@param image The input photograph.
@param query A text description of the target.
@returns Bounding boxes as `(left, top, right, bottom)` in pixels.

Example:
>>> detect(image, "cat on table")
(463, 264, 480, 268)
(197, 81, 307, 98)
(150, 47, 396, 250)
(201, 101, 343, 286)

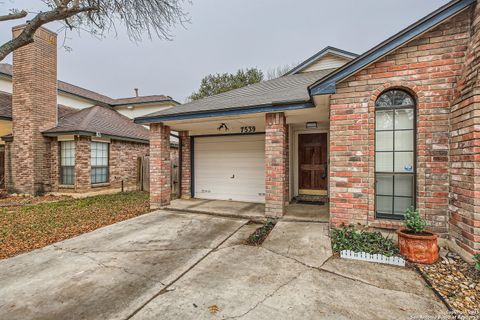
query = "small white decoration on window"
(340, 250, 405, 267)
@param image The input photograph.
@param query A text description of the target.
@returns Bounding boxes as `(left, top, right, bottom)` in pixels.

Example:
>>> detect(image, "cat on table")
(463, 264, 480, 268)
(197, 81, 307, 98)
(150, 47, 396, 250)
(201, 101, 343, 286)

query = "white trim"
(292, 128, 329, 198)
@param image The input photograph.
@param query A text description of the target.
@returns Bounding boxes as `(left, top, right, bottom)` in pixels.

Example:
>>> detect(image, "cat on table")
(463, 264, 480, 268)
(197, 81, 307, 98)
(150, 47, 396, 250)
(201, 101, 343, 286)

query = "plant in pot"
(397, 207, 439, 264)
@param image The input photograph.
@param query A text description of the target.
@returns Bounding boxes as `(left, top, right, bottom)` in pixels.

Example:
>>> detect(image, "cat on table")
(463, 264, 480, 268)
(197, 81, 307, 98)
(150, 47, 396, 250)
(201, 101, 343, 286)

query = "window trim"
(90, 141, 110, 185)
(59, 141, 76, 186)
(374, 89, 417, 220)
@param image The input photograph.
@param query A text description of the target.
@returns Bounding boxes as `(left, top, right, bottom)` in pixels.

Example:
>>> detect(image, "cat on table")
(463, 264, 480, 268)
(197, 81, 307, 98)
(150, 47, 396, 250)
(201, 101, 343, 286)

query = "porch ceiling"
(164, 103, 330, 136)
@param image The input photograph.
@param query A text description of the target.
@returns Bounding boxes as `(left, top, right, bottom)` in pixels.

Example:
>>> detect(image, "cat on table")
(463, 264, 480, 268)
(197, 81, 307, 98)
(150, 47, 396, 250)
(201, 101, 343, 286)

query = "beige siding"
(300, 54, 350, 73)
(115, 102, 177, 119)
(0, 77, 12, 93)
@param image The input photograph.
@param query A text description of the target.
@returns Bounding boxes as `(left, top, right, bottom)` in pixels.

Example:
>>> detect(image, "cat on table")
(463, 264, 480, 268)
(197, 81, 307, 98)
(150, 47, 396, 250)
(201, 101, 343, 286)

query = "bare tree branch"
(0, 10, 28, 22)
(0, 0, 189, 62)
(0, 4, 97, 61)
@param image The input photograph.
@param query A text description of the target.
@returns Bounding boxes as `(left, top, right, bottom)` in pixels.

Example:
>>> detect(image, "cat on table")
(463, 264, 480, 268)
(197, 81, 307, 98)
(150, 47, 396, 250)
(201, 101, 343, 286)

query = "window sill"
(91, 183, 110, 188)
(59, 184, 75, 189)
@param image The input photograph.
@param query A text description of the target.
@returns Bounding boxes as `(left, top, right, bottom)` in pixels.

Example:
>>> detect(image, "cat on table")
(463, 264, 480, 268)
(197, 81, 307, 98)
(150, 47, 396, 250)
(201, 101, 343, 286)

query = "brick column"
(75, 137, 91, 191)
(50, 139, 59, 191)
(179, 131, 192, 199)
(265, 112, 289, 217)
(150, 123, 171, 209)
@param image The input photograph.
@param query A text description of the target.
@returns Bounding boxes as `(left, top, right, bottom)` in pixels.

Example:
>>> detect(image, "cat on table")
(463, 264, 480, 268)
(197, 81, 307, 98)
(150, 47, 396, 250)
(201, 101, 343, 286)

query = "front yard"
(0, 191, 150, 259)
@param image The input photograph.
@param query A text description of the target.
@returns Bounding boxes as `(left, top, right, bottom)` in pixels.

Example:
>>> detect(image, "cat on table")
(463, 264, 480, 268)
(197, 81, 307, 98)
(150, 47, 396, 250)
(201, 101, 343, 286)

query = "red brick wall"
(179, 131, 192, 199)
(75, 137, 91, 191)
(448, 3, 480, 254)
(110, 139, 149, 191)
(11, 26, 57, 194)
(51, 137, 148, 193)
(4, 141, 13, 192)
(265, 112, 289, 217)
(329, 9, 471, 234)
(150, 123, 171, 208)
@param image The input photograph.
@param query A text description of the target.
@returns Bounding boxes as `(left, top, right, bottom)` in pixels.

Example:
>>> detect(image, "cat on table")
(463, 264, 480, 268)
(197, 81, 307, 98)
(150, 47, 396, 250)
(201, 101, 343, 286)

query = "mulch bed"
(0, 191, 151, 259)
(417, 252, 479, 317)
(245, 220, 276, 246)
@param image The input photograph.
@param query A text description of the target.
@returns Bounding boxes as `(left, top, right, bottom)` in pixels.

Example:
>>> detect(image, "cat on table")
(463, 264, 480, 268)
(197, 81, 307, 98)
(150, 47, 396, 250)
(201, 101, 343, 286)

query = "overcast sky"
(1, 0, 449, 102)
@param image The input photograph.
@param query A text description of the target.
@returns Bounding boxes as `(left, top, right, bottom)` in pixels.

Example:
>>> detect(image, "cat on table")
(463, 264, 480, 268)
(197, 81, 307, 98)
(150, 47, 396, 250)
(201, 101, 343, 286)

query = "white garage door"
(194, 134, 265, 203)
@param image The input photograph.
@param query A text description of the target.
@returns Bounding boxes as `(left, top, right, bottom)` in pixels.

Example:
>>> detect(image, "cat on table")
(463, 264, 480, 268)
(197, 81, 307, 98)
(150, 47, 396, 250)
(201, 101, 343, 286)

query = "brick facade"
(329, 9, 471, 236)
(179, 131, 192, 199)
(265, 112, 289, 217)
(150, 123, 171, 208)
(47, 137, 149, 193)
(327, 6, 480, 254)
(110, 139, 149, 191)
(11, 26, 57, 194)
(448, 3, 480, 254)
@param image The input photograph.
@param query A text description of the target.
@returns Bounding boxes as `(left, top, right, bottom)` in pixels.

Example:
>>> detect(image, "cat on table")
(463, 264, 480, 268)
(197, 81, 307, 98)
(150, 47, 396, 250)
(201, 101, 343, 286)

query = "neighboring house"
(0, 25, 178, 194)
(136, 0, 480, 257)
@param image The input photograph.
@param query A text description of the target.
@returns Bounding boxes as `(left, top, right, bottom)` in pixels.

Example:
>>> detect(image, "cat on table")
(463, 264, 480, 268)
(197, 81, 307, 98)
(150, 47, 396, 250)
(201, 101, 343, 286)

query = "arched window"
(375, 89, 415, 219)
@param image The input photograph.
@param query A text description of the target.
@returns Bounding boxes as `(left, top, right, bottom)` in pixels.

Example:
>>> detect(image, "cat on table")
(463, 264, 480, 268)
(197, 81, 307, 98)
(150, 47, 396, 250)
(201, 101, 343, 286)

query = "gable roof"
(135, 69, 335, 123)
(0, 91, 77, 120)
(0, 63, 178, 107)
(285, 46, 358, 76)
(43, 105, 150, 143)
(310, 0, 476, 95)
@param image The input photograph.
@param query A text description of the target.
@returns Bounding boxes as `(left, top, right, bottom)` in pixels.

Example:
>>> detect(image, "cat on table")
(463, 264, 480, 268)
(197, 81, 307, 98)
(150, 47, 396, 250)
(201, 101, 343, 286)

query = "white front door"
(194, 134, 265, 203)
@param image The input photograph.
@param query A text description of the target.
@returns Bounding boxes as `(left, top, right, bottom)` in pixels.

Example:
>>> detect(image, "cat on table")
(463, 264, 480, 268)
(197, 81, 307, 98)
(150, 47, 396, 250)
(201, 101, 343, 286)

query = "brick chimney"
(11, 26, 57, 195)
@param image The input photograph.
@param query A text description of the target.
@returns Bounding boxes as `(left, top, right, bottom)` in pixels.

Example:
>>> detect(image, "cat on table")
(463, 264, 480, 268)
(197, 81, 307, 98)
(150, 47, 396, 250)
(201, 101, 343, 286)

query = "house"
(136, 0, 480, 257)
(0, 25, 179, 195)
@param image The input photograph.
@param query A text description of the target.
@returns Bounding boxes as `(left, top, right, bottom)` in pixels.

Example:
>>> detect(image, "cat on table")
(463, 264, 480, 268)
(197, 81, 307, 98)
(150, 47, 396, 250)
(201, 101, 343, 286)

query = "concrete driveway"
(0, 210, 447, 320)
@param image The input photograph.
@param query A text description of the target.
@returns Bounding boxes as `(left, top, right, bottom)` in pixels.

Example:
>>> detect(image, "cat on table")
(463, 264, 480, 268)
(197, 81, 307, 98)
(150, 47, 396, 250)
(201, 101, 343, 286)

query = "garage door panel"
(194, 135, 265, 203)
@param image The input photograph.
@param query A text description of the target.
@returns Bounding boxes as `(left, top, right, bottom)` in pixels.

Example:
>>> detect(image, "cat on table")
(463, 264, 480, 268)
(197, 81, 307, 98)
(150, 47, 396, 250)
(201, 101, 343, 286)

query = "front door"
(299, 133, 327, 195)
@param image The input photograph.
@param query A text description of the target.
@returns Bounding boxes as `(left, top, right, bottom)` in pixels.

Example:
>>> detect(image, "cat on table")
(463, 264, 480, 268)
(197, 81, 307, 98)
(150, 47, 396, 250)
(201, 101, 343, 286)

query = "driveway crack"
(259, 246, 432, 300)
(124, 221, 249, 320)
(223, 270, 305, 319)
(51, 245, 166, 285)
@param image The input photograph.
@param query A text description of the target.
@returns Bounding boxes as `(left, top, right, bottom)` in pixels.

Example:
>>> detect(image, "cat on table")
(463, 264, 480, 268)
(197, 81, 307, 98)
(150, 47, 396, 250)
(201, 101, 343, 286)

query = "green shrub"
(404, 207, 427, 233)
(474, 254, 480, 272)
(331, 226, 399, 257)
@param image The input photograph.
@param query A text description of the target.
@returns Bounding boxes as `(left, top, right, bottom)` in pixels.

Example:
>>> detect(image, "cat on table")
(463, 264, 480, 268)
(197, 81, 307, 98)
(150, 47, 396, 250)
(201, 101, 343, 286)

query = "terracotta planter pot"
(396, 229, 439, 264)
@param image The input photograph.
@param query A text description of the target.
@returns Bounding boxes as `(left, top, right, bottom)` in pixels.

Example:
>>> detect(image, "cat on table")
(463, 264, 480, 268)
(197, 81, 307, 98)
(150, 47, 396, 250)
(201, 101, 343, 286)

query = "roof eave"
(42, 130, 149, 144)
(112, 99, 180, 107)
(310, 0, 475, 96)
(286, 46, 359, 76)
(134, 101, 314, 124)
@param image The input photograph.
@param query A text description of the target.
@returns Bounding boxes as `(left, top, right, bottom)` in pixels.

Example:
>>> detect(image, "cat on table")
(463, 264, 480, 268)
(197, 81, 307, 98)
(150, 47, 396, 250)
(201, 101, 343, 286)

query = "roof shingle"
(0, 63, 176, 106)
(44, 105, 150, 143)
(136, 69, 335, 122)
(0, 91, 77, 120)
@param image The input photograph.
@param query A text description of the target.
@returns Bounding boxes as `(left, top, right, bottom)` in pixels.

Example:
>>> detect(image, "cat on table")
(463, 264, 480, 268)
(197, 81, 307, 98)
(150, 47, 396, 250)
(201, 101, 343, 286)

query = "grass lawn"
(0, 191, 150, 259)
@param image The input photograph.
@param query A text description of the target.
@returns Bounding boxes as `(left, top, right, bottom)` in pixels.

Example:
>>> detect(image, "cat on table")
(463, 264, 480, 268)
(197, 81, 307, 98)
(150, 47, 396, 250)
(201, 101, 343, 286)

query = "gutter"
(42, 130, 149, 144)
(134, 101, 314, 124)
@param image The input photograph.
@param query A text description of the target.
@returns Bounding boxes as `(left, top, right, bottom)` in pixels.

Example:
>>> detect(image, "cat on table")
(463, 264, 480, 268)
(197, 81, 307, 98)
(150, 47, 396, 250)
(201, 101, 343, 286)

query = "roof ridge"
(79, 106, 102, 131)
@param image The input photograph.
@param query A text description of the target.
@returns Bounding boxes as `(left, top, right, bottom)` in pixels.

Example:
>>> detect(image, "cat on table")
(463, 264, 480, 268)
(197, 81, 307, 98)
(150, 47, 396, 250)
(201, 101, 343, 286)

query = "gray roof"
(0, 63, 178, 106)
(43, 105, 150, 143)
(136, 69, 335, 123)
(0, 91, 78, 120)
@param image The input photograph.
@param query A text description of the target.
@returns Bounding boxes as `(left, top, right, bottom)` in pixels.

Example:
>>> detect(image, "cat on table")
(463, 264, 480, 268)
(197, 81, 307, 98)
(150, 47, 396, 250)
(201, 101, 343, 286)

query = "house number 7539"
(240, 126, 256, 133)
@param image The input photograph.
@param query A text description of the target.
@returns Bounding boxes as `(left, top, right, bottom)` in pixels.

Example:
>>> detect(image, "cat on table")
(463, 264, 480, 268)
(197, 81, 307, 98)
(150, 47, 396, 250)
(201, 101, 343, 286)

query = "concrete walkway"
(0, 211, 447, 320)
